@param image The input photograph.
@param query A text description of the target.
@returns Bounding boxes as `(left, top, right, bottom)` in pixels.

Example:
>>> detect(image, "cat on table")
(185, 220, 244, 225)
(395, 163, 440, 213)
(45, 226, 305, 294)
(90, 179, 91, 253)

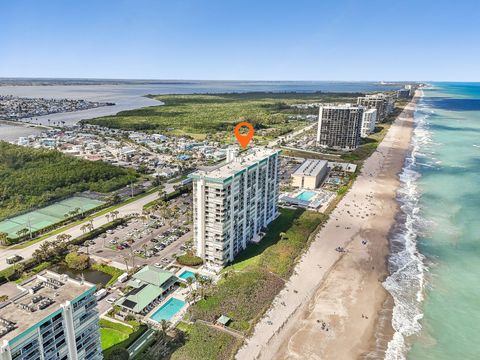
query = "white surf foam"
(383, 100, 431, 360)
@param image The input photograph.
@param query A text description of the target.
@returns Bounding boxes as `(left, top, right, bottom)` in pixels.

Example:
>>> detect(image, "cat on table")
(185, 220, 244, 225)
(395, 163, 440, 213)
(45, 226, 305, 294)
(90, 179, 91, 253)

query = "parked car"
(116, 245, 124, 250)
(106, 297, 116, 304)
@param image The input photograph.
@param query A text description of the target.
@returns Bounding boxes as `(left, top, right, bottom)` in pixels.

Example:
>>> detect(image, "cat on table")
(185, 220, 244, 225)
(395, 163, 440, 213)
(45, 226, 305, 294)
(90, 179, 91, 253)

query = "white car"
(106, 297, 116, 304)
(154, 263, 162, 267)
(109, 239, 117, 244)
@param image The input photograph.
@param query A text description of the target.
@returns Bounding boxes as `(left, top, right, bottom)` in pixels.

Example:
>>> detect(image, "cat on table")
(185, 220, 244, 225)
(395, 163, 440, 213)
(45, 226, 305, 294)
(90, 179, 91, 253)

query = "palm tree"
(185, 292, 195, 305)
(16, 228, 29, 239)
(105, 214, 110, 223)
(80, 224, 87, 234)
(160, 320, 169, 335)
(185, 277, 194, 292)
(32, 249, 43, 264)
(141, 243, 148, 257)
(122, 255, 130, 272)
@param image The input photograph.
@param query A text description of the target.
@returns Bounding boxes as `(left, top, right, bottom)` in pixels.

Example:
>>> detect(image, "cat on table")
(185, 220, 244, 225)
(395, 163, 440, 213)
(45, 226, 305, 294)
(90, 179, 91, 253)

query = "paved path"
(267, 123, 316, 147)
(0, 182, 178, 271)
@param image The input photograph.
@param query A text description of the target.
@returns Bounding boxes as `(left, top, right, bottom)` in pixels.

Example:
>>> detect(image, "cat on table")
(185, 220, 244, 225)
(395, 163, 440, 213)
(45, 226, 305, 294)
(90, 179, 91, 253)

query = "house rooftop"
(293, 159, 328, 177)
(116, 266, 178, 313)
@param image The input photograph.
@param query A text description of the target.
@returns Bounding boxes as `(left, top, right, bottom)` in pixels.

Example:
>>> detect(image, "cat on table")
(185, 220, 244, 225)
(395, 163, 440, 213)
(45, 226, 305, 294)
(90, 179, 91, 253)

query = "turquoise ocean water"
(383, 83, 480, 359)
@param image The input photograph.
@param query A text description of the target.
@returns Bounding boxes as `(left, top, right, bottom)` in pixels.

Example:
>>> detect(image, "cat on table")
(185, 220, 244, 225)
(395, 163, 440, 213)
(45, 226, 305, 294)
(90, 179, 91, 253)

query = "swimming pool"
(179, 270, 196, 280)
(296, 191, 316, 202)
(150, 298, 186, 321)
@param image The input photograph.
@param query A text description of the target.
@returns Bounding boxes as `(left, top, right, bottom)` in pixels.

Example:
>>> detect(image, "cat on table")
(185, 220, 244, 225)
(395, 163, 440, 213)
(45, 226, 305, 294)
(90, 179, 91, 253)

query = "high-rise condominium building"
(190, 148, 280, 270)
(357, 93, 395, 122)
(361, 108, 377, 137)
(316, 104, 363, 150)
(0, 271, 101, 360)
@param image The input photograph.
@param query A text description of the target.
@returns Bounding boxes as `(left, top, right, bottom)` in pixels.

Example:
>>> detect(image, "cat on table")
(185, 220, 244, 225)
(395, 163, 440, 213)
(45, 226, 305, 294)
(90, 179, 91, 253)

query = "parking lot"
(80, 194, 193, 270)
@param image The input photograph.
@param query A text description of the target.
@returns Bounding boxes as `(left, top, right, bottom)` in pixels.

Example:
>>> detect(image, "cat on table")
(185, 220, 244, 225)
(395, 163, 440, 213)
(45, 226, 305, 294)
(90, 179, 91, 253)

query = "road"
(0, 182, 178, 271)
(267, 122, 316, 147)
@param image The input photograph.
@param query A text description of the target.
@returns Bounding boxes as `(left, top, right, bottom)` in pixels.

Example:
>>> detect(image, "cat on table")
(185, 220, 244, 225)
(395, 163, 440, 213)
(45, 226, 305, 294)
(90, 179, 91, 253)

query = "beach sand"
(236, 94, 418, 360)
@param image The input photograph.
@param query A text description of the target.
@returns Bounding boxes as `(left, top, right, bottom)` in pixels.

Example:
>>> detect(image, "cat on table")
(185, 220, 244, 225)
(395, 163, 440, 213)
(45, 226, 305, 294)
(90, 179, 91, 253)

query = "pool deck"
(144, 291, 189, 327)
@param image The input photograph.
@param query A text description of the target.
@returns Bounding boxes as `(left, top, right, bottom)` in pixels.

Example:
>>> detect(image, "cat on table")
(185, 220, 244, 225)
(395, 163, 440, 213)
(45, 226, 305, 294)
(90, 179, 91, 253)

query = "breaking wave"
(383, 97, 432, 360)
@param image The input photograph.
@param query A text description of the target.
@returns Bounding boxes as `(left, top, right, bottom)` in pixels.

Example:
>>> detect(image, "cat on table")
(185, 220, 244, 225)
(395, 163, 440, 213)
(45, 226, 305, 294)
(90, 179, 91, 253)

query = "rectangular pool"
(179, 270, 196, 280)
(150, 298, 186, 322)
(296, 191, 316, 202)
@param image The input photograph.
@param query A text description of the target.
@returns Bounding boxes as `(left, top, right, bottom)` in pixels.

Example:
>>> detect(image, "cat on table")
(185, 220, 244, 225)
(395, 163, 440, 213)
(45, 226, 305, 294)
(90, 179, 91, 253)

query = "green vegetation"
(105, 348, 130, 360)
(0, 142, 138, 220)
(0, 218, 126, 285)
(171, 323, 241, 360)
(100, 318, 147, 358)
(91, 263, 124, 287)
(176, 252, 203, 267)
(174, 208, 325, 358)
(65, 252, 90, 270)
(85, 92, 359, 140)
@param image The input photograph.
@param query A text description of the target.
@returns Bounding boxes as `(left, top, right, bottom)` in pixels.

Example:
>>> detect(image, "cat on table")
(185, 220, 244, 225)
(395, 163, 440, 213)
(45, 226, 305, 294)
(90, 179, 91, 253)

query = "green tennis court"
(0, 196, 105, 238)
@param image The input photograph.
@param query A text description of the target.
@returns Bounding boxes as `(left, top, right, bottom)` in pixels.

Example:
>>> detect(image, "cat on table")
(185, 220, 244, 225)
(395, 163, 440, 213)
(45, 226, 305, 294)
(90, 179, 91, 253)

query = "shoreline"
(236, 94, 419, 360)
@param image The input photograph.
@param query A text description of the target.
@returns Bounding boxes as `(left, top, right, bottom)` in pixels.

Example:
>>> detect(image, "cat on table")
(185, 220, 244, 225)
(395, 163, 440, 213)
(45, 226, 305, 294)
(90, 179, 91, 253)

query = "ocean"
(384, 83, 480, 359)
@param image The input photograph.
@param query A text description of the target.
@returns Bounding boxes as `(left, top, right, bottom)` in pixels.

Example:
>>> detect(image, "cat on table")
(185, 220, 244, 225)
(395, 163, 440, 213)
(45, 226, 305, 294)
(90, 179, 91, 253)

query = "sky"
(1, 0, 479, 81)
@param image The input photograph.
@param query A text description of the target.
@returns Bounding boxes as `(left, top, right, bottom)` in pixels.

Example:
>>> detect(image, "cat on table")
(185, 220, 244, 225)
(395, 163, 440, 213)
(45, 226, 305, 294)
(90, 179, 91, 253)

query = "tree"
(0, 232, 9, 246)
(16, 228, 29, 239)
(106, 348, 129, 360)
(65, 252, 90, 271)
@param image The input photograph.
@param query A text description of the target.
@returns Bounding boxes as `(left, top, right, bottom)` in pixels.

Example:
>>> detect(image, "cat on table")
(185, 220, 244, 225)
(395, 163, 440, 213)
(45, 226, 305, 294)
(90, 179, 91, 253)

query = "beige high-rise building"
(357, 93, 395, 122)
(190, 148, 280, 270)
(316, 104, 363, 150)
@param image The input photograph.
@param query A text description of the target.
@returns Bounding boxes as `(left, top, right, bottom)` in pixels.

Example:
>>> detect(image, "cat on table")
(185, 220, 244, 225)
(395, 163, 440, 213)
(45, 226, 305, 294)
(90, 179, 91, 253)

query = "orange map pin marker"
(234, 121, 254, 148)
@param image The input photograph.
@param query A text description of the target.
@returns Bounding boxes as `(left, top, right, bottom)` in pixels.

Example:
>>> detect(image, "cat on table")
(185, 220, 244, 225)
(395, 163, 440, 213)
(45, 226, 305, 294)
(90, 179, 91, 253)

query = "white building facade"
(190, 148, 280, 270)
(360, 108, 377, 137)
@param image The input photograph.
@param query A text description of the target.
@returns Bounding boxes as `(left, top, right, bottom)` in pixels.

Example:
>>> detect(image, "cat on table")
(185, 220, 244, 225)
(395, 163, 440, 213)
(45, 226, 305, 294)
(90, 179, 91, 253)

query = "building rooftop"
(293, 159, 328, 177)
(320, 103, 362, 110)
(190, 147, 279, 181)
(116, 266, 178, 313)
(0, 270, 95, 343)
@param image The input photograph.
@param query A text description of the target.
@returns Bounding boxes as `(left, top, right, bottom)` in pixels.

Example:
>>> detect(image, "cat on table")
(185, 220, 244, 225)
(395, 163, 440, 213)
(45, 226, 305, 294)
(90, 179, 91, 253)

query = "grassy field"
(171, 322, 242, 360)
(100, 318, 147, 358)
(84, 92, 360, 140)
(100, 319, 133, 350)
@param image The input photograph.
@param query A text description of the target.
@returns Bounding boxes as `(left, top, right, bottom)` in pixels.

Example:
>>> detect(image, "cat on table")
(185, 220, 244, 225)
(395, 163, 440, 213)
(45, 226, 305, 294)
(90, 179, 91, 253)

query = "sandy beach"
(236, 93, 419, 360)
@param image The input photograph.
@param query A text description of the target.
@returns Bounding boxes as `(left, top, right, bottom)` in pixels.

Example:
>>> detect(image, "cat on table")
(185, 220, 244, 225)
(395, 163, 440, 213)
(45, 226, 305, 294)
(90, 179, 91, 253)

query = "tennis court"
(0, 196, 105, 238)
